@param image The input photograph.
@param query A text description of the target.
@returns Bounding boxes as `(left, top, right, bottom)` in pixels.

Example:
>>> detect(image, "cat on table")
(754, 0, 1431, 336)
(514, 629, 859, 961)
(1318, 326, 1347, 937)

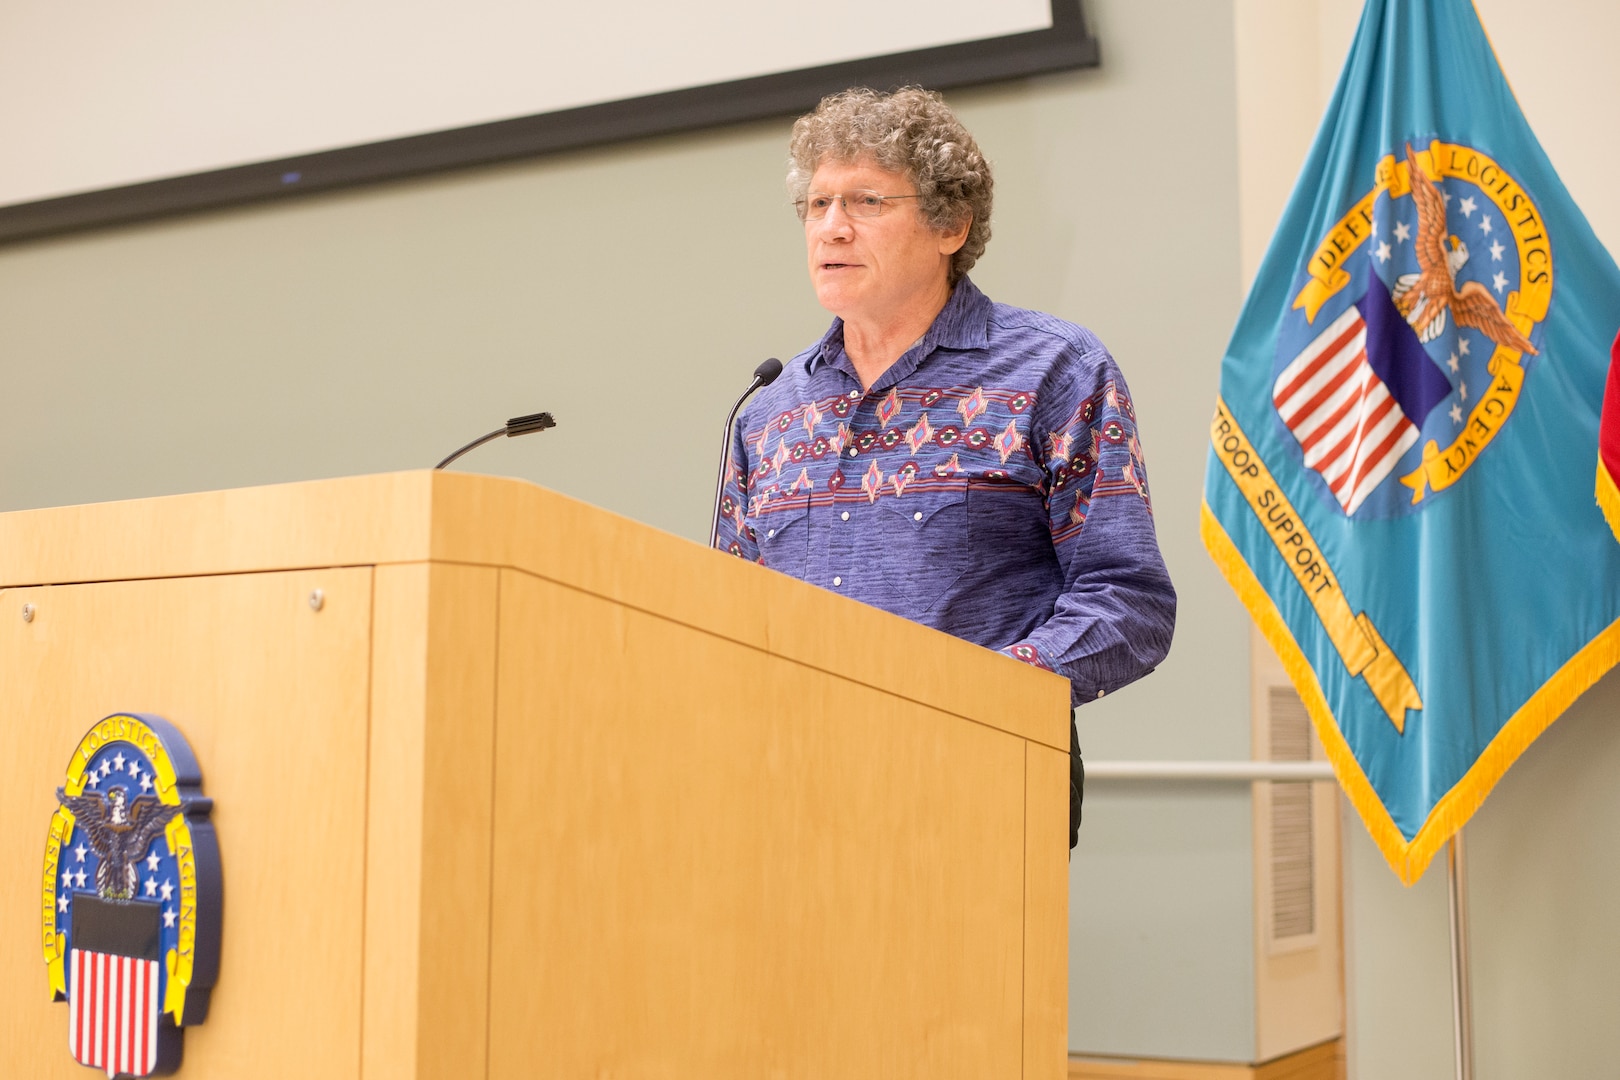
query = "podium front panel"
(488, 568, 1029, 1077)
(0, 473, 1069, 1079)
(1, 568, 374, 1080)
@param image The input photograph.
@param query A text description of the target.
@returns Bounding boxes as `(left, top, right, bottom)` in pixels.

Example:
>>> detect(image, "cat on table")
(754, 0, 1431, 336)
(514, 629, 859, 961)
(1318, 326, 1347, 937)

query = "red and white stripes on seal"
(69, 948, 160, 1079)
(1274, 305, 1418, 515)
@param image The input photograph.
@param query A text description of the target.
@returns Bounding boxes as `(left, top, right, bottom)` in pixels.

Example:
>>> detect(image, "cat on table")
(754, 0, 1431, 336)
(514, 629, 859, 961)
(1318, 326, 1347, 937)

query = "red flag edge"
(1597, 329, 1620, 543)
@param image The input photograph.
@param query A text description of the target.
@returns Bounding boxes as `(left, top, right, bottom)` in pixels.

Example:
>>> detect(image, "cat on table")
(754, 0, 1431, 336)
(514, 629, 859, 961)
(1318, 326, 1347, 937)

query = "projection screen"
(0, 0, 1096, 242)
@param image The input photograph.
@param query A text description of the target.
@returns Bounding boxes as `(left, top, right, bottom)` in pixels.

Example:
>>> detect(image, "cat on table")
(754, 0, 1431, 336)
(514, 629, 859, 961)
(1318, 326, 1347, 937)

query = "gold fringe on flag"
(1201, 501, 1620, 885)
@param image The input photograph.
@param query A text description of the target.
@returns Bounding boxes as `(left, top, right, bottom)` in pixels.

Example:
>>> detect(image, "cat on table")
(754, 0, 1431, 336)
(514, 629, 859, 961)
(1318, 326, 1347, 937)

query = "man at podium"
(716, 87, 1176, 847)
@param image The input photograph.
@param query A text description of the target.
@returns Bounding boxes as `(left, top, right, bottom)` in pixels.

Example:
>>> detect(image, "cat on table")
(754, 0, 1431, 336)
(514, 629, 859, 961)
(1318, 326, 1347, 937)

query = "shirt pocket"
(750, 496, 811, 579)
(874, 483, 970, 619)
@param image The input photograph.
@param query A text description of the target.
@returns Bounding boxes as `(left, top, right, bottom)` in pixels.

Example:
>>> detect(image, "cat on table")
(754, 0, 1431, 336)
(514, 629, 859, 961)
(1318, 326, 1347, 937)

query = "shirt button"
(848, 390, 859, 399)
(840, 511, 850, 521)
(848, 448, 857, 457)
(1096, 690, 1105, 699)
(913, 511, 923, 521)
(833, 576, 842, 586)
(767, 529, 776, 538)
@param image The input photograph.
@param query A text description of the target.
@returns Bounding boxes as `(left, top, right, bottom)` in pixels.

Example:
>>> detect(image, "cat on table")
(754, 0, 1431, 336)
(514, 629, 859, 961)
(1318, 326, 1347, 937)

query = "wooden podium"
(0, 472, 1070, 1079)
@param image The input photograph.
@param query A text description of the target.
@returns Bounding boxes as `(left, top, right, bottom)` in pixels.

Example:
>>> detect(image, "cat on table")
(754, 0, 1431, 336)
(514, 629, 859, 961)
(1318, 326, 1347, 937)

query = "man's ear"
(938, 214, 971, 256)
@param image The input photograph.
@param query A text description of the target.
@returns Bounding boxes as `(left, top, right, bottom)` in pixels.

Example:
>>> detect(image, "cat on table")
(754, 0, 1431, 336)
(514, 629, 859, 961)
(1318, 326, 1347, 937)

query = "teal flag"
(1203, 0, 1620, 883)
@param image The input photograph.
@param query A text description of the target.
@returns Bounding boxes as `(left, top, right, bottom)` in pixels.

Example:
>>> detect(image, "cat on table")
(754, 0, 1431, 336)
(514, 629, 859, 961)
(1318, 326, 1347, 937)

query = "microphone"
(434, 411, 557, 470)
(709, 359, 783, 547)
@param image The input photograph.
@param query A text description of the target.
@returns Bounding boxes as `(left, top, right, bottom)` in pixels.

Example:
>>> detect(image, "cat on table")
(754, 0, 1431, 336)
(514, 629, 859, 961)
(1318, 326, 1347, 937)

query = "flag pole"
(1447, 830, 1474, 1080)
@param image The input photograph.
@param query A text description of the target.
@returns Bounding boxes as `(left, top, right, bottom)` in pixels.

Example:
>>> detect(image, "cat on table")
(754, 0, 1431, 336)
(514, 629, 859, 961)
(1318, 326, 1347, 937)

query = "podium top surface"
(0, 470, 1068, 749)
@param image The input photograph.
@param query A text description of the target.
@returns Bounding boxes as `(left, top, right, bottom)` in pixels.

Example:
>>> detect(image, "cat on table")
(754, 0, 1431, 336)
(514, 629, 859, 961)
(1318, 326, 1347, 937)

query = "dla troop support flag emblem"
(42, 714, 222, 1077)
(1281, 141, 1545, 517)
(1203, 0, 1620, 884)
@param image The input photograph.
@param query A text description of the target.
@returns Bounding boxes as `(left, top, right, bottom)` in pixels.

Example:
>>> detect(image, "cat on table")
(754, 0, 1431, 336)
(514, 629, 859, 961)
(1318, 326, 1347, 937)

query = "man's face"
(804, 159, 966, 324)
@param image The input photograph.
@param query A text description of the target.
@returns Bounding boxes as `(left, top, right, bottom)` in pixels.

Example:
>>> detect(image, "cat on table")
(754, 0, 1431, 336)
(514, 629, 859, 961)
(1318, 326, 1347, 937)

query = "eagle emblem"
(42, 713, 221, 1079)
(1391, 144, 1539, 356)
(57, 782, 180, 901)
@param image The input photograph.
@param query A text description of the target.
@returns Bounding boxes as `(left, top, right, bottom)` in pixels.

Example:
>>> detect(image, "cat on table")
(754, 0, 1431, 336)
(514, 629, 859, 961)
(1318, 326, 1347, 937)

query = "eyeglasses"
(796, 190, 921, 221)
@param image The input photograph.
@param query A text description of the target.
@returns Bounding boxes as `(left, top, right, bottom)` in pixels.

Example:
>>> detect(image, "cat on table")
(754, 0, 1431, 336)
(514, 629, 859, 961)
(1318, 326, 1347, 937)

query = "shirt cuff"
(1001, 641, 1054, 672)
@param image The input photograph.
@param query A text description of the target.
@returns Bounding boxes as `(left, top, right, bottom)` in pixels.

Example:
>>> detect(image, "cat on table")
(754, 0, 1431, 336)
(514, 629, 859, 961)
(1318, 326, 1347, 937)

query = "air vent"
(1268, 685, 1315, 942)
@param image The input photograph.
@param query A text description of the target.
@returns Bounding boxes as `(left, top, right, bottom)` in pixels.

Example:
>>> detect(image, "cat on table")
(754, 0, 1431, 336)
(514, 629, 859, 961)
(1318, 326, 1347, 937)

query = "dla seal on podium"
(42, 713, 222, 1078)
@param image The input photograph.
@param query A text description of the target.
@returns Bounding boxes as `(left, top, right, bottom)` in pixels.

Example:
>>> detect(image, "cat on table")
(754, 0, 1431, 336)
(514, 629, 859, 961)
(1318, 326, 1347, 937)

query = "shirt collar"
(807, 275, 992, 376)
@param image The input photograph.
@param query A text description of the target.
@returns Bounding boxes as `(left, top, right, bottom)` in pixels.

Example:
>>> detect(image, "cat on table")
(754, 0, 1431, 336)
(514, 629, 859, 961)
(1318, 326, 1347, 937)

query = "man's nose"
(814, 198, 854, 237)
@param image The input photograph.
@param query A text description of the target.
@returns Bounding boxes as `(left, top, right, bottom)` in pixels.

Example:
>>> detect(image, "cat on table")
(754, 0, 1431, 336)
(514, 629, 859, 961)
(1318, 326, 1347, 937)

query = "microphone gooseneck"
(435, 410, 557, 470)
(709, 359, 783, 548)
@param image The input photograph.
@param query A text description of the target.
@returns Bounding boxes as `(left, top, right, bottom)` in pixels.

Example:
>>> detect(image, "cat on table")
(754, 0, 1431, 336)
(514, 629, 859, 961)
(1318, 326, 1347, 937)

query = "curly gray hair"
(787, 87, 993, 284)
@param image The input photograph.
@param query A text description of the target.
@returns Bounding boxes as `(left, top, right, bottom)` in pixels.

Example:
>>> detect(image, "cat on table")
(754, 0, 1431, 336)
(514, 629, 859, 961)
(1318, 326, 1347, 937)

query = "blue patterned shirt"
(716, 277, 1176, 708)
